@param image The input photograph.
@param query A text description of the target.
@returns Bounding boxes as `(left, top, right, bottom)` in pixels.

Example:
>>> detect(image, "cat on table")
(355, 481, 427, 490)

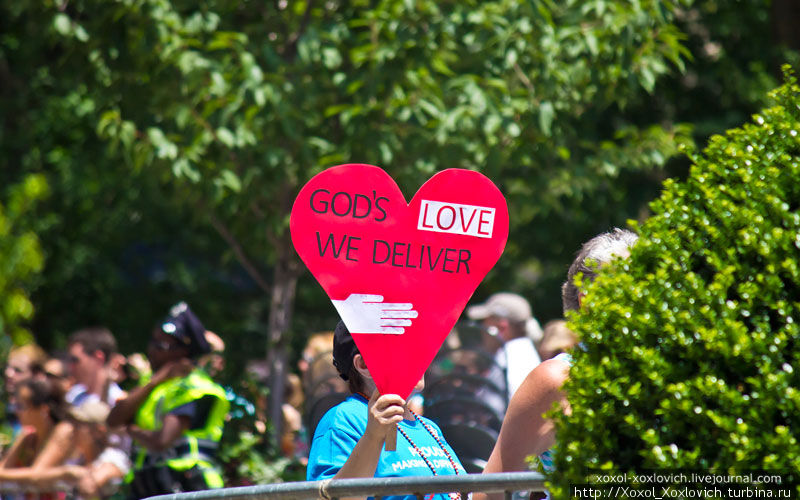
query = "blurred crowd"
(0, 303, 231, 500)
(0, 293, 576, 499)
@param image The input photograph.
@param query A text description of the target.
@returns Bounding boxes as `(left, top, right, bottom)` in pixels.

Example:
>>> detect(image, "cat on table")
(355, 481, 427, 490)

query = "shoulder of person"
(180, 369, 224, 389)
(523, 357, 570, 392)
(506, 336, 535, 348)
(333, 396, 368, 425)
(10, 426, 38, 452)
(163, 369, 207, 394)
(314, 396, 366, 438)
(30, 421, 76, 468)
(51, 421, 76, 442)
(107, 382, 125, 404)
(504, 337, 540, 362)
(19, 425, 37, 438)
(65, 383, 88, 402)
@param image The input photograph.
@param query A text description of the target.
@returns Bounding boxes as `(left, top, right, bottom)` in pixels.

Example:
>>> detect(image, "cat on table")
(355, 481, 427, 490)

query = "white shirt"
(66, 382, 125, 406)
(496, 337, 541, 398)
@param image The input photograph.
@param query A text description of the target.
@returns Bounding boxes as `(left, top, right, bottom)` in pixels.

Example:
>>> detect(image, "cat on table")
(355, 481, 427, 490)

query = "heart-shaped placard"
(290, 164, 508, 399)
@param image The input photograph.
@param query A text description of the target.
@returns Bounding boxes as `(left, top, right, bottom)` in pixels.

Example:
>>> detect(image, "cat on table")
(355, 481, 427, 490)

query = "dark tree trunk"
(771, 0, 800, 52)
(266, 235, 300, 442)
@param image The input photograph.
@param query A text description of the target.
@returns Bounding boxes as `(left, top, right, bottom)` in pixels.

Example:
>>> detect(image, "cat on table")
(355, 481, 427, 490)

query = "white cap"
(467, 292, 532, 323)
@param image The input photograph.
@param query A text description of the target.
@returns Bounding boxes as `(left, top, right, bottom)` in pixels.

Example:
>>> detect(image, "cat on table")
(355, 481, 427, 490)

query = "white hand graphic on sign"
(331, 294, 418, 334)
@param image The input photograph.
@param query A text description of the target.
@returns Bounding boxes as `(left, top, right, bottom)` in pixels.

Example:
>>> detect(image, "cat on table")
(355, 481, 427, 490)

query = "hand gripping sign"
(290, 164, 508, 446)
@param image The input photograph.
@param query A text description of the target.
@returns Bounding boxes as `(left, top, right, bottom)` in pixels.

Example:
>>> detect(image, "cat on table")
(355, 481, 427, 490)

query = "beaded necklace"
(357, 393, 462, 500)
(400, 410, 461, 476)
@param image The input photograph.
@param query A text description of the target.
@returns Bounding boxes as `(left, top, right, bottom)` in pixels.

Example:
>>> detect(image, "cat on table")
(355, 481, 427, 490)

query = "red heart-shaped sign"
(290, 164, 508, 398)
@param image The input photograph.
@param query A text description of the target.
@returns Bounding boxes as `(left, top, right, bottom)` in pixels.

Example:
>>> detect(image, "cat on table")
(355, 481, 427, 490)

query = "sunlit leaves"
(0, 176, 48, 345)
(550, 70, 800, 498)
(24, 0, 697, 322)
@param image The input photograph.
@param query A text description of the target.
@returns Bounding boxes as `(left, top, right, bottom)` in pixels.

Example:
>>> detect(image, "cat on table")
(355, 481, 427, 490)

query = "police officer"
(107, 302, 229, 498)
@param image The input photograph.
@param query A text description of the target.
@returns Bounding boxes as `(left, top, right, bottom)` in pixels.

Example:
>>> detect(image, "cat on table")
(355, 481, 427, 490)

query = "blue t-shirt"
(307, 394, 466, 500)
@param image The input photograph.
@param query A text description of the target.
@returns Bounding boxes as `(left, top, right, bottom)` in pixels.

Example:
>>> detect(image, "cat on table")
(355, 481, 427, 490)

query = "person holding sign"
(294, 165, 509, 499)
(307, 321, 466, 500)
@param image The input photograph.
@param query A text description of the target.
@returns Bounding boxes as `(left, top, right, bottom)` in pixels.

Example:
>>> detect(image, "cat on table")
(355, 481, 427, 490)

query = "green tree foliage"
(1, 0, 797, 483)
(551, 70, 800, 497)
(1, 1, 272, 361)
(0, 175, 48, 345)
(1, 0, 697, 429)
(639, 0, 798, 139)
(503, 0, 799, 318)
(0, 175, 47, 444)
(62, 0, 695, 329)
(2, 2, 794, 344)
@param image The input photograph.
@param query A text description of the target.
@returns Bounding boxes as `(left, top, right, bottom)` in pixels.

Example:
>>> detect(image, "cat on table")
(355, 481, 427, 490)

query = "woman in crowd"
(0, 378, 72, 469)
(307, 321, 466, 500)
(3, 344, 48, 442)
(0, 383, 127, 498)
(61, 401, 130, 499)
(0, 377, 75, 497)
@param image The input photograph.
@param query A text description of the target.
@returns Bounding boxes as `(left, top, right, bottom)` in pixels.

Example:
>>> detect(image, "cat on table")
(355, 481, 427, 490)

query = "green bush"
(551, 68, 800, 498)
(0, 174, 47, 345)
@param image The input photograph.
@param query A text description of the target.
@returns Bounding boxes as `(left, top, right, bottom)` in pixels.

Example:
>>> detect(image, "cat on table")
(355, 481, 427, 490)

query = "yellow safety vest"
(131, 368, 229, 488)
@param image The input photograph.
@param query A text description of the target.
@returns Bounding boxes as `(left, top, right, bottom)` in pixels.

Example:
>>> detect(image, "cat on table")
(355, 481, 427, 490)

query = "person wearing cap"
(307, 321, 466, 500)
(107, 302, 230, 498)
(466, 292, 542, 402)
(537, 320, 579, 361)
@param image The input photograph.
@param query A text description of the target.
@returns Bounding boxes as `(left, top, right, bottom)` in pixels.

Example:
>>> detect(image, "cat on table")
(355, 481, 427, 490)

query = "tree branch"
(283, 0, 315, 61)
(207, 210, 272, 294)
(513, 62, 535, 94)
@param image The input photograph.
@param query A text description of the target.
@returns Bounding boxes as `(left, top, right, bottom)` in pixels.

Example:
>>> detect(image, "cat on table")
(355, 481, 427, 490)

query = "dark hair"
(345, 364, 365, 395)
(16, 377, 68, 423)
(562, 228, 639, 313)
(332, 321, 366, 394)
(68, 327, 118, 364)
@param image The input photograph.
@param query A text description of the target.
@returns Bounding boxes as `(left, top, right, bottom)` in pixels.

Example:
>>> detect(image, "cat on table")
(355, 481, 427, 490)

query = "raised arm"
(484, 358, 570, 473)
(0, 421, 76, 483)
(332, 390, 404, 483)
(0, 464, 84, 487)
(30, 421, 75, 469)
(107, 359, 192, 427)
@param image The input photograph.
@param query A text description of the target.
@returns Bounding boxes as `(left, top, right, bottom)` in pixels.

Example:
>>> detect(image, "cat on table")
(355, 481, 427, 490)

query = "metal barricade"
(145, 472, 546, 500)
